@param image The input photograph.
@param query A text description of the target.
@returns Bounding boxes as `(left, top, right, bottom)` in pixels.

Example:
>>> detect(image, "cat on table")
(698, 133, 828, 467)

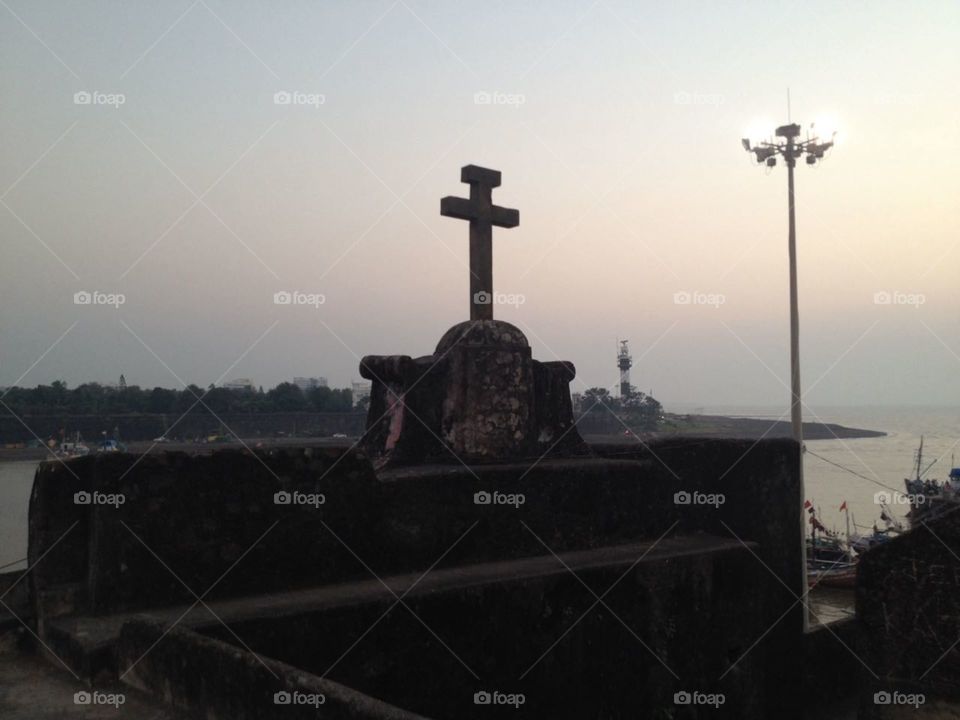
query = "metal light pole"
(741, 123, 835, 445)
(785, 127, 802, 445)
(743, 120, 836, 633)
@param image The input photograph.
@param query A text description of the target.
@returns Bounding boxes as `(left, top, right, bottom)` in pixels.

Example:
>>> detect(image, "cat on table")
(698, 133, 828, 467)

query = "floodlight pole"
(743, 118, 836, 635)
(784, 130, 802, 446)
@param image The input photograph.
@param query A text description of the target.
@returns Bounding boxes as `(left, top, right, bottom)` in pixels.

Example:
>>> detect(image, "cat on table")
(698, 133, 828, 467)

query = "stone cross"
(440, 165, 519, 321)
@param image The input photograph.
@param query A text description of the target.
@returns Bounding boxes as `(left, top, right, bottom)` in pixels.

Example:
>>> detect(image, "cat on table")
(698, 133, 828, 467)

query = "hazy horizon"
(3, 0, 958, 409)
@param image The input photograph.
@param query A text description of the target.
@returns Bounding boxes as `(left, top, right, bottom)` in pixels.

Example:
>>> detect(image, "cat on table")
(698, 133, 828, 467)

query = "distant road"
(0, 437, 357, 463)
(644, 413, 885, 440)
(0, 414, 885, 463)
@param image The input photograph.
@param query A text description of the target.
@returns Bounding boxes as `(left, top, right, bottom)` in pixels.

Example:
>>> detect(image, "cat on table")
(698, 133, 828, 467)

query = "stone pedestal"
(359, 320, 588, 468)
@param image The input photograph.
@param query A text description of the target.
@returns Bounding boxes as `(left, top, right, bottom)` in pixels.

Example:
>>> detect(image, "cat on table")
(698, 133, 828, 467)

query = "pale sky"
(1, 0, 958, 408)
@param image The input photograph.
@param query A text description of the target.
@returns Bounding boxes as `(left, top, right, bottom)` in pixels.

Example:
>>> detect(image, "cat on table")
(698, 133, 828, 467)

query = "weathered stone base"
(361, 320, 589, 468)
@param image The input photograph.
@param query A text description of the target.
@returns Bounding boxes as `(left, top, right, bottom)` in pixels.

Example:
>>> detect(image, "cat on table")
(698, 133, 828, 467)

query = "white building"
(223, 378, 255, 391)
(351, 381, 371, 407)
(293, 376, 328, 393)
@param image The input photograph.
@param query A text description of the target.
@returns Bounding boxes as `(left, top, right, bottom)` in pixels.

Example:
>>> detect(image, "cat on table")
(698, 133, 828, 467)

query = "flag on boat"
(804, 500, 812, 509)
(838, 501, 847, 512)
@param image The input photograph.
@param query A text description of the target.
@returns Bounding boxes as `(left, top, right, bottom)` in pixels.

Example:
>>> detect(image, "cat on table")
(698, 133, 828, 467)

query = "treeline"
(0, 381, 360, 416)
(577, 386, 663, 431)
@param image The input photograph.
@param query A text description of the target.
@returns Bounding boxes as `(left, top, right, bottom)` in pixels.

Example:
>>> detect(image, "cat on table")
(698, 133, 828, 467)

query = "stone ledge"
(119, 620, 430, 720)
(47, 534, 745, 682)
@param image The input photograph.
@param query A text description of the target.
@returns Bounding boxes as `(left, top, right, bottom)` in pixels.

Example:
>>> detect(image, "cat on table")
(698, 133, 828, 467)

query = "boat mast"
(916, 436, 924, 482)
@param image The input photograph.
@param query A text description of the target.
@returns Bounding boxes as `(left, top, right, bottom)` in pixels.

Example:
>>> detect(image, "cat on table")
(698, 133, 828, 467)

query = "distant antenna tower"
(617, 340, 632, 398)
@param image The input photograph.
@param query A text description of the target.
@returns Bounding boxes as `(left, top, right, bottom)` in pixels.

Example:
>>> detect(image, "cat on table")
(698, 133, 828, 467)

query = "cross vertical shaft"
(468, 181, 494, 320)
(440, 165, 519, 321)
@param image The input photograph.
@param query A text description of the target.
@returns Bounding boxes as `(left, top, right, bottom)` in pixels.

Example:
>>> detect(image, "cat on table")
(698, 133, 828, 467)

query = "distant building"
(293, 376, 328, 393)
(351, 381, 371, 408)
(223, 378, 255, 391)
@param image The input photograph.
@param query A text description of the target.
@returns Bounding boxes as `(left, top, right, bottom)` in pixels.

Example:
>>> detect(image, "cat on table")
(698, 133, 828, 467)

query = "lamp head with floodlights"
(742, 123, 837, 167)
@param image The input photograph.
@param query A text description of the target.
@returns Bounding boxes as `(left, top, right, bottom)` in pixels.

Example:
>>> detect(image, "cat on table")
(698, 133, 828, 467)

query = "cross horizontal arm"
(490, 205, 519, 228)
(440, 196, 477, 221)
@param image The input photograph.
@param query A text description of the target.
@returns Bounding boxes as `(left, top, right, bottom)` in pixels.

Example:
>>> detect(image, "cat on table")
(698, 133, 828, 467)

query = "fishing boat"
(805, 501, 857, 587)
(56, 431, 90, 458)
(808, 562, 857, 589)
(805, 500, 894, 588)
(903, 436, 960, 527)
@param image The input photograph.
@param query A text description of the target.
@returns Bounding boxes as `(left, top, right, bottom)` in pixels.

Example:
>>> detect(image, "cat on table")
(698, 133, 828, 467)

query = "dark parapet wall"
(591, 437, 805, 718)
(856, 505, 960, 715)
(198, 536, 772, 719)
(29, 439, 800, 616)
(26, 437, 804, 716)
(31, 447, 384, 619)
